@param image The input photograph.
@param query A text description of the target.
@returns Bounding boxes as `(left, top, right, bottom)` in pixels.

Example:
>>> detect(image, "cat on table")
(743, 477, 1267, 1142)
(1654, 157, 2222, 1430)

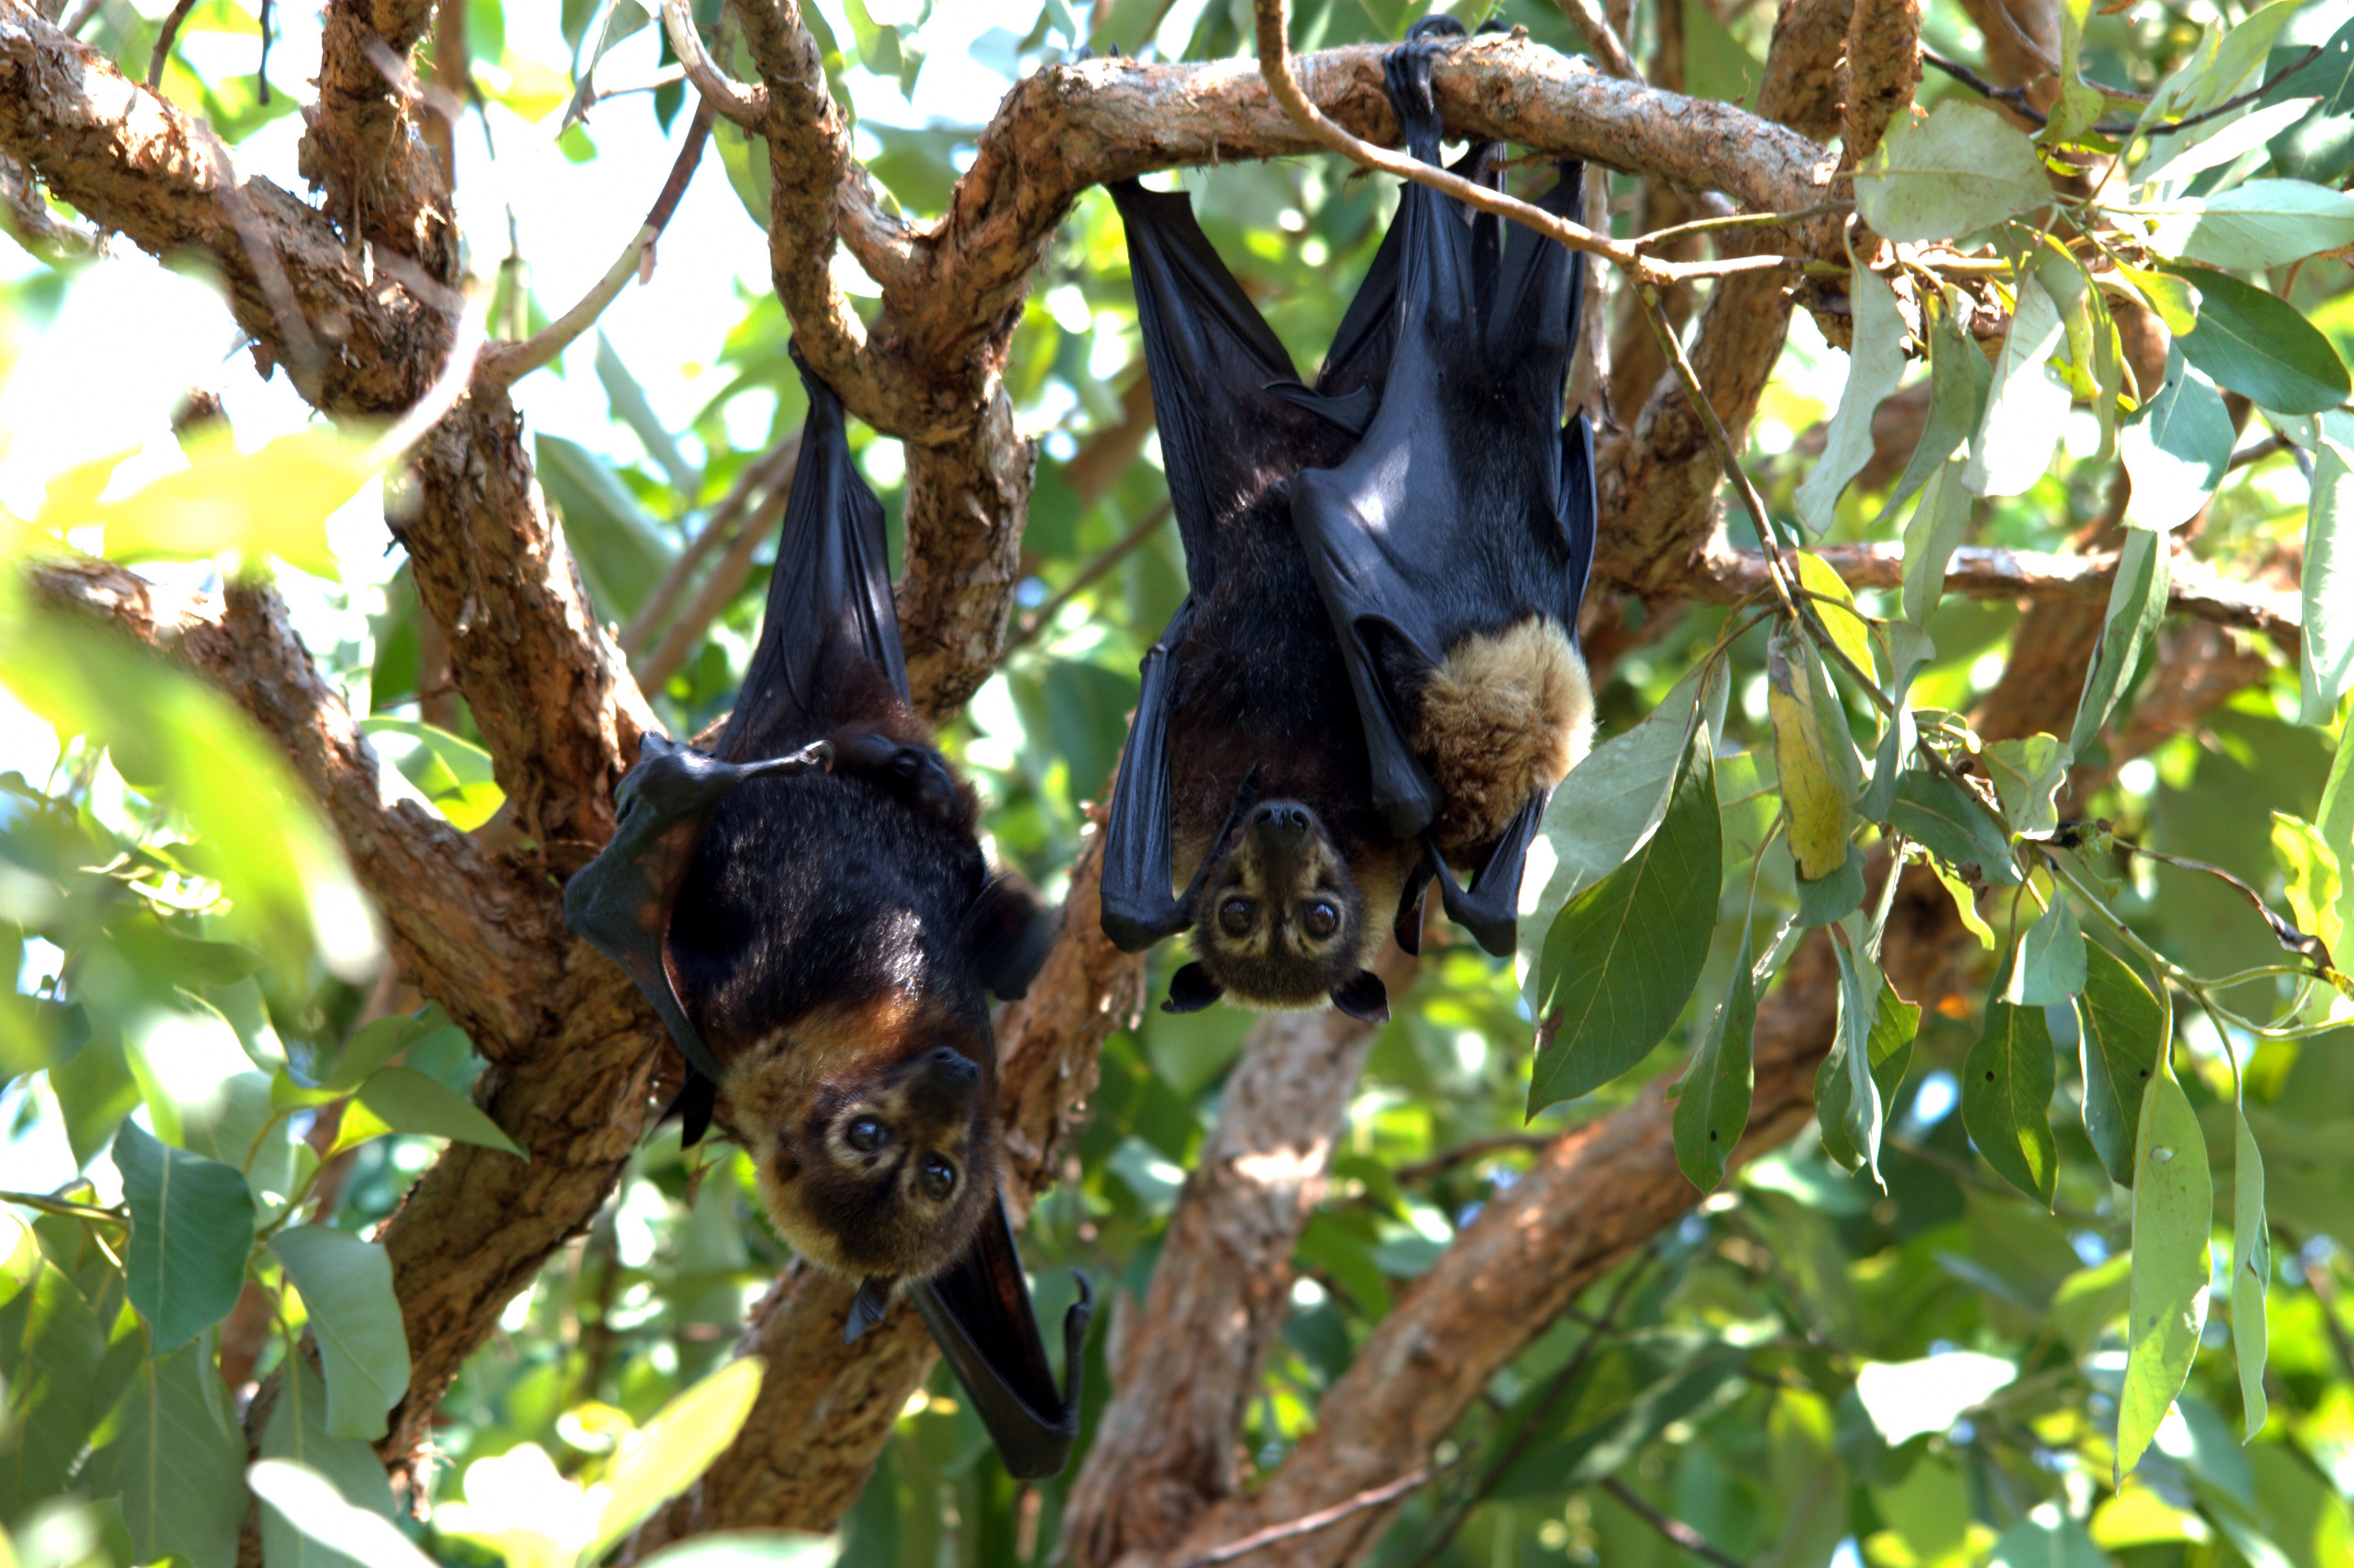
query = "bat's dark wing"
(1099, 180, 1356, 951)
(910, 1199, 1092, 1480)
(1286, 28, 1596, 954)
(717, 349, 908, 761)
(562, 349, 891, 1079)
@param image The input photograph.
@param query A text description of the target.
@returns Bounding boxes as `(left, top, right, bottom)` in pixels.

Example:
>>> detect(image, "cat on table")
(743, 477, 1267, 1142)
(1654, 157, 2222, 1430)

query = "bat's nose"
(907, 1046, 982, 1119)
(1251, 802, 1310, 850)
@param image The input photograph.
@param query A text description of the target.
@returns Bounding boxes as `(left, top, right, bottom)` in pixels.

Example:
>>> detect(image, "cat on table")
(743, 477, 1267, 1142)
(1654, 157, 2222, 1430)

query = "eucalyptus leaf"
(2171, 266, 2351, 415)
(1674, 933, 1757, 1193)
(1900, 458, 1973, 626)
(114, 1121, 254, 1354)
(2077, 942, 2165, 1187)
(1855, 101, 2052, 242)
(248, 1460, 432, 1568)
(2143, 178, 2354, 269)
(0, 1257, 104, 1516)
(2302, 418, 2354, 725)
(1796, 263, 1907, 533)
(1874, 312, 1984, 530)
(1982, 735, 2073, 838)
(587, 1359, 770, 1563)
(2069, 527, 2170, 755)
(1891, 771, 2020, 885)
(87, 1338, 247, 1568)
(1963, 983, 2060, 1207)
(270, 1227, 410, 1442)
(2009, 899, 2088, 1007)
(2119, 347, 2234, 533)
(1767, 631, 1855, 884)
(2233, 1107, 2269, 1440)
(354, 1067, 525, 1159)
(2117, 1068, 2213, 1480)
(1532, 725, 1721, 1114)
(1964, 271, 2072, 499)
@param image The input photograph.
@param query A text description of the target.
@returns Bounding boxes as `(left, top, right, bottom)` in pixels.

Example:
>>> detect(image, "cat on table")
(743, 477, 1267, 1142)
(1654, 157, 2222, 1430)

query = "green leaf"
(1965, 271, 2072, 499)
(2077, 943, 2166, 1187)
(1532, 725, 1722, 1114)
(354, 1067, 526, 1158)
(594, 331, 696, 494)
(1876, 310, 1986, 531)
(87, 1338, 248, 1568)
(1963, 984, 2060, 1206)
(0, 605, 380, 982)
(1795, 263, 1908, 533)
(2265, 14, 2354, 184)
(2119, 347, 2234, 533)
(1815, 937, 1917, 1183)
(1988, 1511, 2108, 1568)
(356, 718, 505, 833)
(114, 1121, 255, 1353)
(1520, 671, 1708, 992)
(2114, 262, 2200, 336)
(2233, 1107, 2269, 1441)
(247, 1460, 433, 1568)
(1791, 551, 1876, 684)
(2069, 526, 2170, 755)
(535, 434, 679, 622)
(2321, 715, 2354, 954)
(1767, 630, 1855, 884)
(2138, 96, 2319, 191)
(2143, 178, 2354, 270)
(315, 1012, 449, 1094)
(270, 1227, 410, 1442)
(33, 426, 374, 580)
(586, 1357, 769, 1562)
(1854, 100, 2051, 242)
(1891, 771, 2020, 885)
(2009, 898, 2088, 1006)
(1900, 458, 1973, 628)
(260, 1360, 399, 1568)
(1673, 934, 1756, 1193)
(2118, 1067, 2213, 1480)
(1982, 734, 2073, 838)
(0, 1256, 105, 1515)
(2301, 416, 2354, 725)
(2171, 264, 2351, 415)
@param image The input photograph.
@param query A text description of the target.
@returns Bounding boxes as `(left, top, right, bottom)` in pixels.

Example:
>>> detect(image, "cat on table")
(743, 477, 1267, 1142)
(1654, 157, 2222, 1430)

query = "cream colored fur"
(1413, 616, 1593, 854)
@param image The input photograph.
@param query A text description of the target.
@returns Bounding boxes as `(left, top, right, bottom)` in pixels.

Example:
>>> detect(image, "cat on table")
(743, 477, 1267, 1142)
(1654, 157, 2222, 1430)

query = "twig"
(1637, 201, 1851, 251)
(1554, 0, 1641, 82)
(1597, 1477, 1748, 1568)
(1176, 1465, 1441, 1567)
(1392, 1133, 1557, 1186)
(1250, 0, 1804, 286)
(1002, 500, 1171, 653)
(1406, 1253, 1656, 1568)
(481, 98, 713, 386)
(659, 0, 768, 128)
(621, 436, 800, 657)
(60, 0, 102, 36)
(1921, 45, 2323, 139)
(0, 1189, 127, 1225)
(144, 0, 198, 89)
(636, 444, 800, 690)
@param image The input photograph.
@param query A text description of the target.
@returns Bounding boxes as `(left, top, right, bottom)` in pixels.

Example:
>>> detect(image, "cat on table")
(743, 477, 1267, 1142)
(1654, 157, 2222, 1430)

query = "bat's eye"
(919, 1156, 956, 1200)
(1300, 899, 1340, 940)
(845, 1116, 888, 1152)
(1218, 897, 1255, 936)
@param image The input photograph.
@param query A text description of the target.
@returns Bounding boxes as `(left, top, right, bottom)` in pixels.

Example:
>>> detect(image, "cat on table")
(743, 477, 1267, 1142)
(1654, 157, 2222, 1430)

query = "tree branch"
(1066, 947, 1414, 1567)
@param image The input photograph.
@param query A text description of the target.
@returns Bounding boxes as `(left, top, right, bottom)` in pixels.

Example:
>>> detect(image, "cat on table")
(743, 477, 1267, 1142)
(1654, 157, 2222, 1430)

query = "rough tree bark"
(0, 0, 2289, 1555)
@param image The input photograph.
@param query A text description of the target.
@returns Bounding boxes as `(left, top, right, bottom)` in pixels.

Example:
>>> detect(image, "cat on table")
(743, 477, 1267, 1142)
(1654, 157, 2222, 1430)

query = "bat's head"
(729, 1008, 1001, 1280)
(1175, 799, 1390, 1021)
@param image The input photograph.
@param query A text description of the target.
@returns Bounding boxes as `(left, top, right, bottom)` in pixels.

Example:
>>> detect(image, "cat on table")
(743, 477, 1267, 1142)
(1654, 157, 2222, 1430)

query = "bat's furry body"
(1100, 19, 1598, 1020)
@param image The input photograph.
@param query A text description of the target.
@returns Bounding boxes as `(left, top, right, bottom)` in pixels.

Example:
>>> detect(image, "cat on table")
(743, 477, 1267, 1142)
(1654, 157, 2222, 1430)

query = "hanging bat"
(562, 350, 1087, 1480)
(1098, 16, 1597, 1021)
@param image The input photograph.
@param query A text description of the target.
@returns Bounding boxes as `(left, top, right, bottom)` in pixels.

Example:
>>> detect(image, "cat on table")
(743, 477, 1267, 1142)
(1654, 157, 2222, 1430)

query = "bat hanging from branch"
(562, 349, 1088, 1480)
(1099, 16, 1598, 1022)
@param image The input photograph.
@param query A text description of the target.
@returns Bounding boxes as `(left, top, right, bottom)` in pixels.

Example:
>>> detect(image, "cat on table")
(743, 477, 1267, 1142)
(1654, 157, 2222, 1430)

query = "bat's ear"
(966, 876, 1060, 1000)
(1330, 970, 1390, 1023)
(844, 1276, 896, 1345)
(666, 1071, 718, 1146)
(1163, 962, 1224, 1013)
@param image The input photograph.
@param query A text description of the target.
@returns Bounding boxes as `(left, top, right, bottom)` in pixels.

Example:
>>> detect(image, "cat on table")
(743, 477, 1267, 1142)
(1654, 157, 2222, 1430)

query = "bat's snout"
(905, 1044, 983, 1120)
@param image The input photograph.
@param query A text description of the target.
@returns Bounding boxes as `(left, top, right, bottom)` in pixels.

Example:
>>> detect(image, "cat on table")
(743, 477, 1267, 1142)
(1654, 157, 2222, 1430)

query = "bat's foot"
(832, 728, 964, 823)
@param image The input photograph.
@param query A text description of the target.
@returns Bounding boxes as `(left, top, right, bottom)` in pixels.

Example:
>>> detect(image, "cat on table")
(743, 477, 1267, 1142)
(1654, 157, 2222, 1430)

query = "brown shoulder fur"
(1412, 616, 1593, 857)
